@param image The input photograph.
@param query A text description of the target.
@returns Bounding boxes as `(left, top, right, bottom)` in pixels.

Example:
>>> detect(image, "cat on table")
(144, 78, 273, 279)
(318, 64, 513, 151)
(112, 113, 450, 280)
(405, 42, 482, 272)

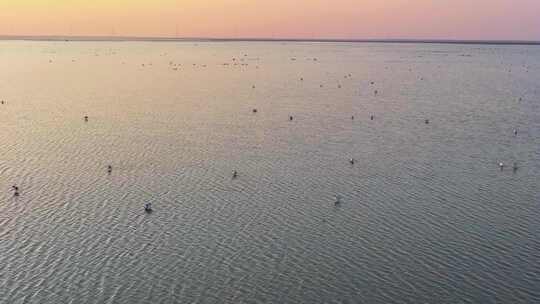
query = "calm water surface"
(0, 41, 539, 303)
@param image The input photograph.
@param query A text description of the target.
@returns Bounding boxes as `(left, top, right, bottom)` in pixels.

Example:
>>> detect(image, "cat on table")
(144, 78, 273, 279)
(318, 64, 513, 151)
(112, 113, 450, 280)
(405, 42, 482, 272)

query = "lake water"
(0, 41, 539, 303)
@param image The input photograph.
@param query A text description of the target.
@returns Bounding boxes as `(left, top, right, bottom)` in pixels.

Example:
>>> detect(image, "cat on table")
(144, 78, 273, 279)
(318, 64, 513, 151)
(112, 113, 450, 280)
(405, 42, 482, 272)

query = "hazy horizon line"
(1, 35, 539, 45)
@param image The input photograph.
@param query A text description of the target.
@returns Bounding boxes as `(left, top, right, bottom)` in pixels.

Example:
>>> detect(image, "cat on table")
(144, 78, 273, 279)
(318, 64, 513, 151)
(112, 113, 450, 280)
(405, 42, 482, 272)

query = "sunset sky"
(1, 0, 539, 40)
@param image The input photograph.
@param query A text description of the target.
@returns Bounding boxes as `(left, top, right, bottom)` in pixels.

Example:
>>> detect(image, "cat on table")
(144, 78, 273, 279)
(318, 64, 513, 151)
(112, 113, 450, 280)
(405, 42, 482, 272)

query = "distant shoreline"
(1, 36, 539, 46)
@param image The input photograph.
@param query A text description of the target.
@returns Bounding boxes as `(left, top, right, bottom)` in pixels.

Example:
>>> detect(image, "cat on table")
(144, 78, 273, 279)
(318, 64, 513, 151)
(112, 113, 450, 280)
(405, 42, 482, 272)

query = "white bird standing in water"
(144, 202, 152, 212)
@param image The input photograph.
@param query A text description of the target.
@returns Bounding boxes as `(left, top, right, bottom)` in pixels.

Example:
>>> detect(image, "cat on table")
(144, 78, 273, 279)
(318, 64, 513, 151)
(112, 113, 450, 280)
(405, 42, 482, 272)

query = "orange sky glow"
(1, 0, 539, 40)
